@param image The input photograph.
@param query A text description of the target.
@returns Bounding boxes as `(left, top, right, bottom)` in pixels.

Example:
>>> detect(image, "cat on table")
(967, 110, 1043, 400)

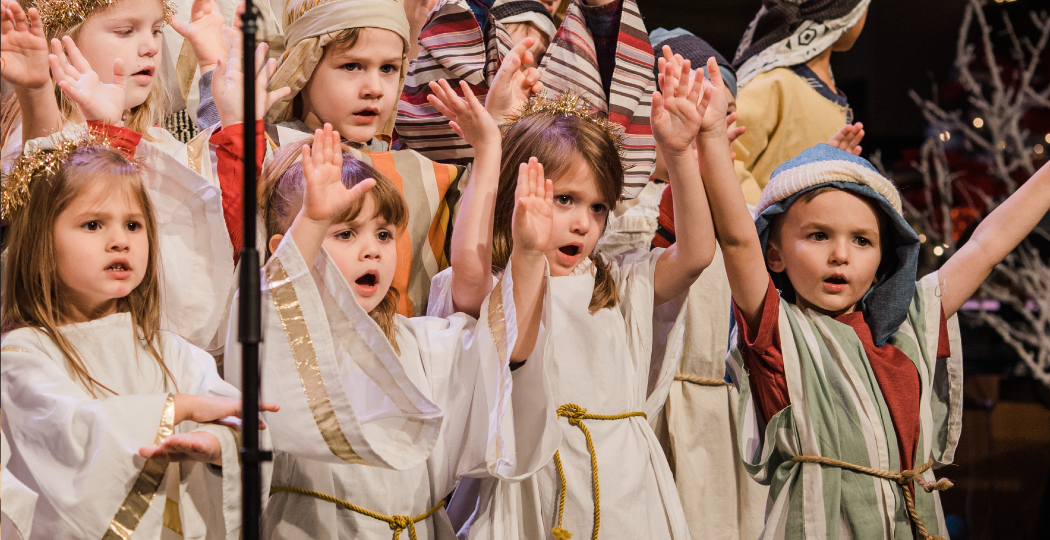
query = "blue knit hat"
(754, 144, 920, 346)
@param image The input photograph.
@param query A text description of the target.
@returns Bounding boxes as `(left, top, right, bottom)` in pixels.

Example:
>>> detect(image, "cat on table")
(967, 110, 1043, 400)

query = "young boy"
(697, 58, 1050, 535)
(398, 0, 658, 197)
(731, 0, 868, 205)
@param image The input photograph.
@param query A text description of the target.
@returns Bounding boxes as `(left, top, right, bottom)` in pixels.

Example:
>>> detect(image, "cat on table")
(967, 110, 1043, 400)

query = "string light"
(973, 118, 984, 128)
(939, 131, 951, 142)
(1036, 144, 1045, 155)
(918, 234, 927, 243)
(933, 246, 944, 256)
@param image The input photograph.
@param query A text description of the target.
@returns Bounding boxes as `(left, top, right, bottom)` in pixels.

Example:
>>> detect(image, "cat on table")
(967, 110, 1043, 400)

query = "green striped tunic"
(727, 273, 963, 539)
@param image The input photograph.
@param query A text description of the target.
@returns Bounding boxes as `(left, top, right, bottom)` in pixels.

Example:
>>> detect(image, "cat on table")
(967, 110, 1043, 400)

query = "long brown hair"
(0, 0, 171, 147)
(493, 113, 624, 312)
(1, 143, 175, 397)
(259, 139, 408, 347)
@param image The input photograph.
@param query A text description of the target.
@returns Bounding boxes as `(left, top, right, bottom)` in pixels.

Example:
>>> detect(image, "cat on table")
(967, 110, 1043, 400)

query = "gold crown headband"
(35, 0, 176, 29)
(0, 130, 115, 221)
(502, 93, 627, 163)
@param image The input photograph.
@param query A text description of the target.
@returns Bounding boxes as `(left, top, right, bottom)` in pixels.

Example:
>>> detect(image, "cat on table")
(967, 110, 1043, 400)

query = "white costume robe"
(1, 425, 37, 540)
(223, 236, 560, 539)
(432, 249, 691, 540)
(0, 313, 253, 539)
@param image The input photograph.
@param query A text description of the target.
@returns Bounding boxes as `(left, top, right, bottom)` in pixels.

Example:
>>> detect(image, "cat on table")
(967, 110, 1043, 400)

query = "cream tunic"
(223, 236, 560, 539)
(1, 313, 251, 539)
(433, 249, 691, 540)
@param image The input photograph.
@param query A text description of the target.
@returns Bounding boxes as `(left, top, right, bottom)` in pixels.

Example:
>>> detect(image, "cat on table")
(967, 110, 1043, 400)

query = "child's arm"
(650, 49, 716, 306)
(427, 79, 502, 317)
(508, 159, 553, 362)
(170, 0, 232, 75)
(212, 36, 289, 128)
(694, 57, 772, 329)
(0, 1, 62, 140)
(286, 124, 377, 265)
(938, 161, 1050, 318)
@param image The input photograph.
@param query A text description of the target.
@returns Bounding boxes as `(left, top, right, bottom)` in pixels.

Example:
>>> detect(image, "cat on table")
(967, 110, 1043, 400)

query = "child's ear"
(268, 234, 284, 255)
(765, 242, 786, 273)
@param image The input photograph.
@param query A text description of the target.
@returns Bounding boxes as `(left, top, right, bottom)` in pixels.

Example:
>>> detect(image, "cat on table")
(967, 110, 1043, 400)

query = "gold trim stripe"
(486, 277, 509, 364)
(265, 256, 369, 465)
(0, 347, 29, 353)
(102, 393, 176, 540)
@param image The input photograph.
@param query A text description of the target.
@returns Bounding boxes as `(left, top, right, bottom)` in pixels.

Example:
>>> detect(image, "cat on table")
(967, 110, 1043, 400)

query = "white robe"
(223, 236, 560, 539)
(1, 425, 37, 540)
(432, 249, 691, 540)
(0, 313, 255, 539)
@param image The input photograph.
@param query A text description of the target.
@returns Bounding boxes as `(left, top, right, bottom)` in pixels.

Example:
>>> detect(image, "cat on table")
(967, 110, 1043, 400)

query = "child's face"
(53, 184, 149, 321)
(322, 196, 399, 312)
(75, 0, 165, 110)
(545, 161, 610, 277)
(300, 28, 404, 144)
(766, 190, 882, 317)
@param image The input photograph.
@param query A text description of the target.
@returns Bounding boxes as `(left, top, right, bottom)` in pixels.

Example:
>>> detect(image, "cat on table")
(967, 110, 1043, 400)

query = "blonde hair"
(1, 143, 175, 397)
(260, 139, 408, 347)
(0, 0, 171, 146)
(494, 113, 624, 313)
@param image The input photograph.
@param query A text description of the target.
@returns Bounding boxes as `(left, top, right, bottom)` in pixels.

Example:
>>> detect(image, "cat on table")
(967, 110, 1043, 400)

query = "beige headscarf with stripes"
(265, 0, 410, 138)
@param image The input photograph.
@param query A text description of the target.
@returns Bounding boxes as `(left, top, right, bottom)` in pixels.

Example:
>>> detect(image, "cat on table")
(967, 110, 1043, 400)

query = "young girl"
(426, 56, 721, 539)
(222, 124, 559, 539)
(0, 1, 238, 356)
(399, 0, 659, 196)
(0, 133, 279, 539)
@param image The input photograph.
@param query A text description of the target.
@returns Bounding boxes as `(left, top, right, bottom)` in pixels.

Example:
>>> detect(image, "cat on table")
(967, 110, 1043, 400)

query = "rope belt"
(270, 486, 446, 540)
(673, 372, 730, 387)
(551, 404, 647, 540)
(791, 456, 954, 540)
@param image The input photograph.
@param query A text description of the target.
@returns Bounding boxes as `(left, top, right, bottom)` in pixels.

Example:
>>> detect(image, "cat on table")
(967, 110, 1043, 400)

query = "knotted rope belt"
(674, 372, 730, 387)
(270, 486, 445, 540)
(791, 456, 954, 540)
(551, 404, 647, 540)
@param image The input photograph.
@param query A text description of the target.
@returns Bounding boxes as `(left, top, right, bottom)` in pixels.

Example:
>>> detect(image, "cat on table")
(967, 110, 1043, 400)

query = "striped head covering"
(754, 144, 920, 346)
(397, 0, 658, 198)
(265, 0, 411, 138)
(732, 0, 869, 88)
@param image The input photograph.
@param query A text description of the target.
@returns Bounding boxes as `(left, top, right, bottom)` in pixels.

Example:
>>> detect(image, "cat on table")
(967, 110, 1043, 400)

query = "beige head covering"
(265, 0, 410, 138)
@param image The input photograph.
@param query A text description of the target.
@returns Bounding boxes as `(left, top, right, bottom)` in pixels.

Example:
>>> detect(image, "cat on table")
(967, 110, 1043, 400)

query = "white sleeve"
(0, 336, 176, 539)
(225, 234, 443, 470)
(1, 426, 36, 540)
(413, 259, 561, 496)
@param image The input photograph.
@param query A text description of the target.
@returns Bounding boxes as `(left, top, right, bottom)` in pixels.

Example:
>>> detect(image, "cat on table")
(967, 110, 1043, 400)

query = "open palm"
(651, 50, 710, 154)
(0, 1, 50, 89)
(50, 37, 126, 124)
(170, 0, 230, 70)
(300, 125, 376, 223)
(427, 78, 500, 148)
(512, 158, 554, 253)
(485, 37, 544, 124)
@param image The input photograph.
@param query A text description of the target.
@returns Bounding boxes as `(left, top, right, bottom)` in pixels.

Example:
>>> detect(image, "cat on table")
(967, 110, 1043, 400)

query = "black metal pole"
(239, 2, 267, 539)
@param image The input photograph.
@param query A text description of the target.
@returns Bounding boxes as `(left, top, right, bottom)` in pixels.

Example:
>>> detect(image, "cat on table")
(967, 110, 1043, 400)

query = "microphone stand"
(238, 1, 269, 538)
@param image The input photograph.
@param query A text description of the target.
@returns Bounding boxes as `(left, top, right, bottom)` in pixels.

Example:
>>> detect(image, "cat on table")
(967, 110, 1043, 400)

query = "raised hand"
(427, 79, 501, 150)
(170, 0, 231, 72)
(0, 0, 50, 89)
(511, 157, 554, 255)
(139, 432, 224, 465)
(213, 37, 290, 127)
(827, 122, 865, 155)
(727, 111, 746, 160)
(299, 124, 377, 223)
(49, 37, 127, 125)
(651, 46, 712, 155)
(485, 37, 545, 124)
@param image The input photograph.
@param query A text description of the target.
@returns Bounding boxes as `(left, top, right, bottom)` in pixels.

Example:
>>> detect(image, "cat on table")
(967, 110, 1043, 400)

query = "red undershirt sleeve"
(937, 305, 951, 359)
(87, 122, 142, 158)
(732, 276, 791, 424)
(209, 120, 265, 262)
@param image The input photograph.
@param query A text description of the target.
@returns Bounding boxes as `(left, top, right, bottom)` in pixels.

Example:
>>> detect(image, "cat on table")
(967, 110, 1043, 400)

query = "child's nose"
(107, 230, 130, 251)
(140, 32, 160, 57)
(360, 70, 384, 98)
(569, 208, 591, 235)
(829, 239, 850, 264)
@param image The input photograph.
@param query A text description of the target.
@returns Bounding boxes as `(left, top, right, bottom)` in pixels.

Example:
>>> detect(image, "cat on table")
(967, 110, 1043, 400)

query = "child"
(730, 0, 868, 204)
(398, 0, 659, 197)
(0, 132, 279, 539)
(428, 55, 720, 539)
(184, 0, 496, 316)
(697, 72, 1050, 535)
(0, 1, 238, 355)
(223, 124, 559, 539)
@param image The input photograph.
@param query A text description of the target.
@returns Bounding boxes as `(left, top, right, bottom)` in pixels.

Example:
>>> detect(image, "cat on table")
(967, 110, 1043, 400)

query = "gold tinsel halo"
(1, 129, 112, 221)
(502, 92, 627, 162)
(34, 0, 177, 30)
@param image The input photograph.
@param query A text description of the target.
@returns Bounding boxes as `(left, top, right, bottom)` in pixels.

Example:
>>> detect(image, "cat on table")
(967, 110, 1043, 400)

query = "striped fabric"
(727, 273, 963, 540)
(397, 0, 657, 198)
